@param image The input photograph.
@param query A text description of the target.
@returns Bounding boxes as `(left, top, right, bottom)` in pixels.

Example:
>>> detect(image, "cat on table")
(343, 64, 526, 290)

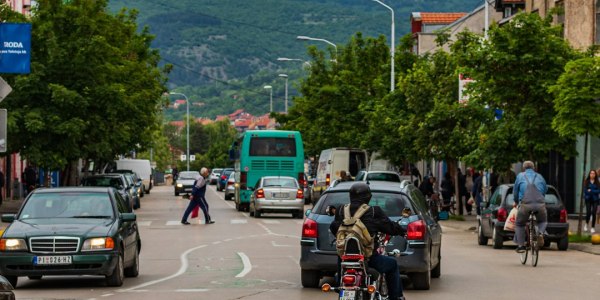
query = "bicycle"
(519, 211, 540, 267)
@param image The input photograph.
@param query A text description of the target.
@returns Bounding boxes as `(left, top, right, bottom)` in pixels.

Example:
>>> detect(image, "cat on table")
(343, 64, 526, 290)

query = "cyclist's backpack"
(335, 204, 374, 258)
(522, 174, 545, 205)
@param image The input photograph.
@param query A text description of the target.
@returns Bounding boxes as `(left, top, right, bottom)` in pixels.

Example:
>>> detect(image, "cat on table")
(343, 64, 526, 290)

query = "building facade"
(3, 0, 33, 16)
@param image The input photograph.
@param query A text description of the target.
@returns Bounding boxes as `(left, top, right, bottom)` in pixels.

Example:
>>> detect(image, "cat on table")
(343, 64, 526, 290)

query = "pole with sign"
(0, 109, 6, 153)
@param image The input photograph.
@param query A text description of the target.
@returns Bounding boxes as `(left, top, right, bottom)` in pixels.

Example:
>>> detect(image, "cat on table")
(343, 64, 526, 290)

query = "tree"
(550, 56, 600, 235)
(3, 0, 169, 185)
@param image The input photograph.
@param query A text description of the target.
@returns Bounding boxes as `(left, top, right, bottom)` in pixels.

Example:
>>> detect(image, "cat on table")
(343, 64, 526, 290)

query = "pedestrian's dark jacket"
(441, 175, 454, 200)
(191, 175, 207, 199)
(472, 174, 483, 200)
(0, 171, 4, 188)
(583, 181, 600, 203)
(330, 195, 405, 251)
(419, 178, 434, 197)
(24, 167, 36, 186)
(458, 172, 467, 196)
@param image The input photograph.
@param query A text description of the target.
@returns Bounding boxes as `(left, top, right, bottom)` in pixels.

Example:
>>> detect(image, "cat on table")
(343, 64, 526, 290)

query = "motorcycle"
(322, 207, 410, 300)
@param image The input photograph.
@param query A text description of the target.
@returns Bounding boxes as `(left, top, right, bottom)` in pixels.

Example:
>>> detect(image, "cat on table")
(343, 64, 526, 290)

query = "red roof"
(175, 100, 186, 105)
(234, 119, 252, 127)
(169, 120, 184, 128)
(420, 12, 467, 24)
(215, 115, 229, 122)
(228, 109, 244, 118)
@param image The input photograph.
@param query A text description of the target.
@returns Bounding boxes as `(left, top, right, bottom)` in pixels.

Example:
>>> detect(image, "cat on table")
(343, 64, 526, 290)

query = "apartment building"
(3, 0, 33, 15)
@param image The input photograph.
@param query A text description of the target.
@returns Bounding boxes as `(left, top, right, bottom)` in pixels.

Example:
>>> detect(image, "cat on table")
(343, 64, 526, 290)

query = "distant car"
(224, 172, 236, 200)
(355, 170, 402, 183)
(0, 275, 15, 300)
(249, 176, 305, 219)
(121, 173, 141, 210)
(113, 169, 145, 198)
(477, 184, 569, 250)
(0, 187, 141, 288)
(217, 168, 234, 191)
(300, 181, 442, 290)
(209, 168, 223, 185)
(175, 171, 200, 196)
(81, 174, 134, 212)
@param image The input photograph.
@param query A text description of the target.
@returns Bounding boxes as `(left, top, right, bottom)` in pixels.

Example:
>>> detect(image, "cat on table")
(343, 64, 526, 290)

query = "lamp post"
(372, 0, 395, 92)
(296, 35, 338, 56)
(277, 57, 303, 62)
(278, 74, 288, 113)
(264, 85, 273, 113)
(169, 92, 190, 171)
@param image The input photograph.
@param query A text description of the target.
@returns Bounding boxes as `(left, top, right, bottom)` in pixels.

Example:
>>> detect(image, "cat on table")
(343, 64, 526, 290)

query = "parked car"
(355, 170, 402, 182)
(0, 187, 141, 288)
(81, 174, 134, 212)
(313, 148, 368, 200)
(249, 176, 305, 219)
(115, 159, 153, 194)
(120, 173, 141, 209)
(300, 181, 442, 290)
(217, 168, 234, 191)
(224, 172, 237, 200)
(477, 184, 569, 250)
(174, 171, 200, 196)
(0, 275, 15, 300)
(209, 168, 223, 185)
(113, 169, 145, 197)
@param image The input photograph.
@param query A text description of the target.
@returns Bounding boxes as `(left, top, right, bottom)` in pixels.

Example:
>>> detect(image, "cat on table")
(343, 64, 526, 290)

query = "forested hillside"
(109, 0, 481, 119)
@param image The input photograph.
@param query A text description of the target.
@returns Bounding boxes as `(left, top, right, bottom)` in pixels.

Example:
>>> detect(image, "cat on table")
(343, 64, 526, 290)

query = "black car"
(217, 168, 234, 192)
(477, 184, 569, 250)
(300, 181, 442, 290)
(81, 174, 134, 212)
(0, 187, 141, 288)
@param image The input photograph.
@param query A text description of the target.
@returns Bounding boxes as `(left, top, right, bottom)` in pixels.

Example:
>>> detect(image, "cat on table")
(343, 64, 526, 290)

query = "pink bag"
(503, 207, 518, 232)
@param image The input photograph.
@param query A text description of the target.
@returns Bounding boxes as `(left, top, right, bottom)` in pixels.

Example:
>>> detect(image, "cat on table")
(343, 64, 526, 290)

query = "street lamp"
(278, 74, 288, 113)
(264, 85, 273, 113)
(277, 57, 303, 62)
(296, 35, 338, 55)
(372, 0, 395, 92)
(169, 92, 190, 171)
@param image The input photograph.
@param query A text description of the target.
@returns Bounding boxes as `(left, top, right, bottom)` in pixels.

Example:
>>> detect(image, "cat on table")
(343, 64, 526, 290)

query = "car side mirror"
(305, 209, 312, 217)
(325, 206, 336, 216)
(1, 214, 16, 223)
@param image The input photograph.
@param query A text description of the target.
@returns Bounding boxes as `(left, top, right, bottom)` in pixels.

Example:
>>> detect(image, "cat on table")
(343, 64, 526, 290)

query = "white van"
(312, 148, 368, 200)
(115, 159, 153, 194)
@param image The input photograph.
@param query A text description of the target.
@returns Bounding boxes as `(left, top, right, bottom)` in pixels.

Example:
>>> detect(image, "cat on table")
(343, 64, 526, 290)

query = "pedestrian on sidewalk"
(0, 169, 4, 206)
(181, 167, 214, 225)
(583, 169, 599, 233)
(472, 171, 483, 216)
(457, 168, 469, 215)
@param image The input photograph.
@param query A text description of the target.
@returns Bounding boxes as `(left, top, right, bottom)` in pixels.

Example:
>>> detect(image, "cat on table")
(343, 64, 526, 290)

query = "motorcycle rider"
(330, 182, 407, 300)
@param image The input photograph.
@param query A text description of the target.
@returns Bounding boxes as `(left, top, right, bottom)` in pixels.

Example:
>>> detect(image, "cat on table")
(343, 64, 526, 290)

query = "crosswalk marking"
(231, 219, 247, 224)
(137, 221, 152, 226)
(166, 221, 182, 226)
(139, 219, 306, 226)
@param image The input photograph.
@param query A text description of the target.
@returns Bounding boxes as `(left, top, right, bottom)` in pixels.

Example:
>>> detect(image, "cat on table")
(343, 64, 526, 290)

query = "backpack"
(335, 204, 374, 258)
(521, 174, 545, 205)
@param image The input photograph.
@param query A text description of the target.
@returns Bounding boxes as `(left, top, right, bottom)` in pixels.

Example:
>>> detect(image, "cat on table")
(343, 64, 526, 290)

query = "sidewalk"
(439, 214, 600, 255)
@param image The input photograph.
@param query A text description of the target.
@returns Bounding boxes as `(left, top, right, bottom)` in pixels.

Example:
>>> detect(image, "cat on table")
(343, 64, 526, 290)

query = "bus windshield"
(249, 137, 296, 157)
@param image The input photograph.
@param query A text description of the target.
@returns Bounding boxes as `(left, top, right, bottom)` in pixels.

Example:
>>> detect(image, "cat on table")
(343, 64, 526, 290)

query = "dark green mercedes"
(0, 187, 141, 288)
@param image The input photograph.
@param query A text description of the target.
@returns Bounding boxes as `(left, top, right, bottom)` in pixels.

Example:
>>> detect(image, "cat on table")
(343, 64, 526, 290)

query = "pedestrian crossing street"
(137, 219, 305, 226)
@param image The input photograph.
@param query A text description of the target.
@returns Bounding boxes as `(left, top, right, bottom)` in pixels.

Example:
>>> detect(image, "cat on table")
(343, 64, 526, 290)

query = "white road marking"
(295, 220, 305, 225)
(121, 245, 207, 291)
(137, 221, 152, 226)
(271, 241, 293, 247)
(212, 241, 221, 245)
(166, 221, 182, 226)
(262, 220, 281, 224)
(235, 252, 252, 278)
(231, 219, 247, 224)
(175, 289, 210, 292)
(258, 222, 301, 239)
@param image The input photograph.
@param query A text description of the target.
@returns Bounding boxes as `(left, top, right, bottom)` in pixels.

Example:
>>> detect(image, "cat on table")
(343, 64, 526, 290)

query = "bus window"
(249, 137, 296, 157)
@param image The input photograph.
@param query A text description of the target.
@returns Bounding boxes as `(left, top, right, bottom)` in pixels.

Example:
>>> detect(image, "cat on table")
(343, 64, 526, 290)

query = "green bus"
(232, 130, 305, 212)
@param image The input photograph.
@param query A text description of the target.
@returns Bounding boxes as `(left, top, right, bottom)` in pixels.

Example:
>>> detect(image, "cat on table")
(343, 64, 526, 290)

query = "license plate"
(340, 290, 355, 300)
(272, 193, 289, 198)
(34, 256, 72, 265)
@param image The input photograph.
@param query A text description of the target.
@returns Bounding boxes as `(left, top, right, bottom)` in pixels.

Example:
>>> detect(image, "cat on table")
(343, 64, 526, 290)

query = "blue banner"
(0, 23, 32, 74)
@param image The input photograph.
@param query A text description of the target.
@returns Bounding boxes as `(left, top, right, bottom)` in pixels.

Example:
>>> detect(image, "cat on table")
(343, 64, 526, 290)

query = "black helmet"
(349, 182, 372, 204)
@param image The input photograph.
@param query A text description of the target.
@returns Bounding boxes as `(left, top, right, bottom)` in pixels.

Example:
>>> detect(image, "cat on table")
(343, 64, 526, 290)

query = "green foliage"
(172, 120, 237, 171)
(3, 0, 168, 175)
(551, 57, 600, 138)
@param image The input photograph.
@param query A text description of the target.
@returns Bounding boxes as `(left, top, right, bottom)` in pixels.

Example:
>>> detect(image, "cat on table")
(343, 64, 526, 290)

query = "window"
(249, 137, 296, 157)
(596, 0, 600, 43)
(317, 191, 412, 217)
(504, 7, 512, 18)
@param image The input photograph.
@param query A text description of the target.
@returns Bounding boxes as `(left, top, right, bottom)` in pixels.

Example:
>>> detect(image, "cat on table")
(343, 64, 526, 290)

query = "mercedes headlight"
(176, 183, 183, 188)
(82, 237, 115, 251)
(0, 238, 27, 251)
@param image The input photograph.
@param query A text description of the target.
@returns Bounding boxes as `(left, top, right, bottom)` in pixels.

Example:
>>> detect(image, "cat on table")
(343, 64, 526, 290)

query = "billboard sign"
(0, 23, 32, 74)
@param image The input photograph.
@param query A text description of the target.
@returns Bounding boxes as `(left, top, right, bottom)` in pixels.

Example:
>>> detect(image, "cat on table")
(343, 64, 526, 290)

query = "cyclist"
(330, 182, 407, 300)
(513, 161, 547, 253)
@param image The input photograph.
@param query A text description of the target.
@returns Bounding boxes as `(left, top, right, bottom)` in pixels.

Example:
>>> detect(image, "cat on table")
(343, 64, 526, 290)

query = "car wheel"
(235, 201, 243, 212)
(5, 275, 17, 288)
(492, 227, 503, 249)
(106, 251, 125, 287)
(175, 191, 179, 196)
(410, 268, 431, 290)
(557, 235, 569, 251)
(543, 239, 551, 248)
(27, 276, 42, 280)
(249, 203, 255, 217)
(140, 186, 145, 198)
(294, 210, 304, 219)
(255, 209, 262, 218)
(431, 249, 441, 279)
(124, 243, 140, 277)
(301, 269, 321, 288)
(477, 223, 489, 246)
(225, 193, 231, 200)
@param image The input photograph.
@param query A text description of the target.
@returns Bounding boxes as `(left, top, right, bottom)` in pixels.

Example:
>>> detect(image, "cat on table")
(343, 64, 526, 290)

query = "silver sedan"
(249, 176, 304, 219)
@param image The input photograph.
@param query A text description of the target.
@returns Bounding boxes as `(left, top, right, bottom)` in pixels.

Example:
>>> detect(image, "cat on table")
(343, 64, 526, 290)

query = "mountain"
(108, 0, 482, 119)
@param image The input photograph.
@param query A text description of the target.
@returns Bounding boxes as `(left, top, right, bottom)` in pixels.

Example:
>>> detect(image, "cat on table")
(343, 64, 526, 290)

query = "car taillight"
(256, 188, 265, 199)
(326, 174, 330, 186)
(560, 208, 567, 223)
(296, 189, 304, 199)
(406, 220, 426, 240)
(302, 218, 318, 238)
(342, 274, 356, 286)
(497, 207, 508, 222)
(240, 172, 247, 189)
(299, 173, 307, 187)
(227, 181, 234, 186)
